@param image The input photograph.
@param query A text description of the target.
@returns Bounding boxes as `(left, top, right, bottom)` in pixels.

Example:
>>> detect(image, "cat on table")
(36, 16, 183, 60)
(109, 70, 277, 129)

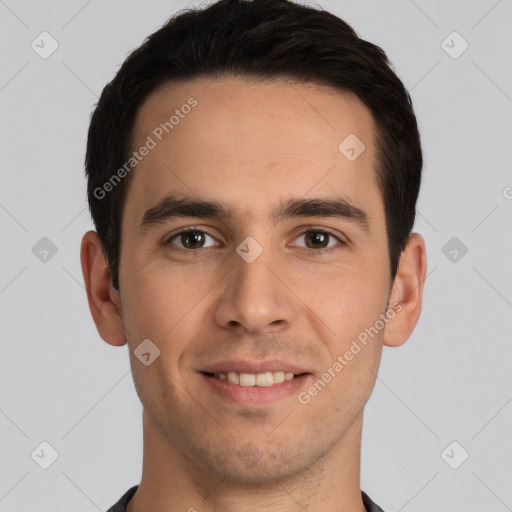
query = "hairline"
(108, 74, 396, 291)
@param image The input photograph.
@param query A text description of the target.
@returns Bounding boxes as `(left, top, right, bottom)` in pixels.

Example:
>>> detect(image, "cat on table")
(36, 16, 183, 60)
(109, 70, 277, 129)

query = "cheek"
(121, 259, 204, 339)
(310, 266, 390, 333)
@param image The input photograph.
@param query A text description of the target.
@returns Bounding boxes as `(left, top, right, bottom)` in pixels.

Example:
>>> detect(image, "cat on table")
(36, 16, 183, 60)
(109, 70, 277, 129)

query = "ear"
(383, 233, 427, 347)
(80, 230, 127, 346)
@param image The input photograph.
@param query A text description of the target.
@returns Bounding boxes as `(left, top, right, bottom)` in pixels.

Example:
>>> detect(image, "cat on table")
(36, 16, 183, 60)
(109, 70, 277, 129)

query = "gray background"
(1, 0, 511, 511)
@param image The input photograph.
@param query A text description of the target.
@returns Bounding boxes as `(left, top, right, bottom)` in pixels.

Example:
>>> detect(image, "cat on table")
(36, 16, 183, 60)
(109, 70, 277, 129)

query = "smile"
(205, 371, 296, 387)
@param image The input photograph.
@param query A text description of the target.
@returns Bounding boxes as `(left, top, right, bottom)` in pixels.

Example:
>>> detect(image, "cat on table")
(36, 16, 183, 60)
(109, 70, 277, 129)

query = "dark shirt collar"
(107, 485, 385, 511)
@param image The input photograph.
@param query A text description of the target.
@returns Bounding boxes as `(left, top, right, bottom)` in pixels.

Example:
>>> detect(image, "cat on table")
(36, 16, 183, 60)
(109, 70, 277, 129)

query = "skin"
(81, 76, 427, 512)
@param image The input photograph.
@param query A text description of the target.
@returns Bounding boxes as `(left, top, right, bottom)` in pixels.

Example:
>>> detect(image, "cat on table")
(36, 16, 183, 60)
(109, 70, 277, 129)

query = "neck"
(127, 410, 367, 512)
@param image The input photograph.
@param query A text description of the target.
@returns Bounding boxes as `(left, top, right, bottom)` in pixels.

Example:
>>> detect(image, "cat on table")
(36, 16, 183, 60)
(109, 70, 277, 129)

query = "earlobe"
(80, 230, 127, 346)
(383, 233, 427, 348)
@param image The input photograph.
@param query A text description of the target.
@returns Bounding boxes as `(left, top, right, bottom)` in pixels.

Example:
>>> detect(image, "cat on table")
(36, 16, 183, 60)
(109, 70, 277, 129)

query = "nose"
(213, 240, 297, 336)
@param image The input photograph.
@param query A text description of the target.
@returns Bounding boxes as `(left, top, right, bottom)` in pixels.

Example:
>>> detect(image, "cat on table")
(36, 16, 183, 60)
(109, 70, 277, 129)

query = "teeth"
(227, 371, 239, 384)
(239, 373, 256, 386)
(255, 372, 273, 386)
(215, 371, 296, 386)
(273, 371, 285, 384)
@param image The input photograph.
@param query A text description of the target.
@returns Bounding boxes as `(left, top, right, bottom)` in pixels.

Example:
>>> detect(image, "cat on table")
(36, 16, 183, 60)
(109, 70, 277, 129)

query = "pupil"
(306, 231, 327, 248)
(183, 231, 204, 249)
(180, 231, 329, 250)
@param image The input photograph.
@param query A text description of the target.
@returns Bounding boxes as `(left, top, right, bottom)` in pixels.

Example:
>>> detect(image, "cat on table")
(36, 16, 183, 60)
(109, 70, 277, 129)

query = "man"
(80, 0, 427, 510)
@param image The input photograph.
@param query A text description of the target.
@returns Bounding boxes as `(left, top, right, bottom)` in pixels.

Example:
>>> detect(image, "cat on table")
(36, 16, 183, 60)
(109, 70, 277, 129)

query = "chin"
(186, 435, 329, 485)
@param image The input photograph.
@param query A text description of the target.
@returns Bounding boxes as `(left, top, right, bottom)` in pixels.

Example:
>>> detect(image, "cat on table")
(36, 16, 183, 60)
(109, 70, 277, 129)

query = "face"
(116, 77, 394, 483)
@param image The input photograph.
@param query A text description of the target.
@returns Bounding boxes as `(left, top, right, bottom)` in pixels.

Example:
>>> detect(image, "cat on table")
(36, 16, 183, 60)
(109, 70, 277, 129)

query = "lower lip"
(200, 373, 310, 405)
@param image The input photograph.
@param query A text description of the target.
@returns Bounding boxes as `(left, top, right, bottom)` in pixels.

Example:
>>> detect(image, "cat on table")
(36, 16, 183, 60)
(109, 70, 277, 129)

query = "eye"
(164, 227, 345, 255)
(165, 228, 218, 250)
(293, 229, 345, 255)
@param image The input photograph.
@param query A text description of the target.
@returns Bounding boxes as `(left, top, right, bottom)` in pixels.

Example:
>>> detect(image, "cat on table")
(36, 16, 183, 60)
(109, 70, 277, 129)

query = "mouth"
(201, 370, 301, 387)
(199, 368, 311, 405)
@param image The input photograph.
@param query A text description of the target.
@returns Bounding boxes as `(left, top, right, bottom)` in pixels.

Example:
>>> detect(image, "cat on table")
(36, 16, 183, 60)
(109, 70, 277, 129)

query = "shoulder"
(105, 485, 139, 512)
(362, 490, 386, 512)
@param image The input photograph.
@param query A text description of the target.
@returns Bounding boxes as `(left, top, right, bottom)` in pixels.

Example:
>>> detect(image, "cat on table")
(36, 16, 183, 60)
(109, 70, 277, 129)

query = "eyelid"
(164, 225, 347, 252)
(289, 226, 346, 253)
(164, 226, 219, 248)
(291, 225, 346, 244)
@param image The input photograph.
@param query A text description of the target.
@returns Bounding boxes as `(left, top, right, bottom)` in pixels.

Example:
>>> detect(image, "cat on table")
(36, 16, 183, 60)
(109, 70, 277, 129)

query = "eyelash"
(164, 227, 346, 256)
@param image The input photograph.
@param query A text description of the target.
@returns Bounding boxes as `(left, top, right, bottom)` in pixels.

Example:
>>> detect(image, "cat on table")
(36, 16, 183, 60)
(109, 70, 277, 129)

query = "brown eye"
(294, 230, 342, 251)
(304, 231, 330, 249)
(167, 229, 217, 250)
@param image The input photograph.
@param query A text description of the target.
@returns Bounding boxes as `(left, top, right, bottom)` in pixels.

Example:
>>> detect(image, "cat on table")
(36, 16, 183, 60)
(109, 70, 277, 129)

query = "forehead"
(124, 76, 381, 226)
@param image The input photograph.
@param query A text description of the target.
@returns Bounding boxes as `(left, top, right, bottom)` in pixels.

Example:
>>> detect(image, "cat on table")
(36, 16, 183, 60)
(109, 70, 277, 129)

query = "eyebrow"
(139, 194, 370, 233)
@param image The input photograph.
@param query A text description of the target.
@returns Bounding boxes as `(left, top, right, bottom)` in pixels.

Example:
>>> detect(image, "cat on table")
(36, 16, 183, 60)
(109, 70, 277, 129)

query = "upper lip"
(199, 359, 310, 375)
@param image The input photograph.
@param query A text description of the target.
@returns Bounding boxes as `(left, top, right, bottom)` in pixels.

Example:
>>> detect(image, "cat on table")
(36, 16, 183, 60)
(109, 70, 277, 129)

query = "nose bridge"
(236, 237, 277, 296)
(215, 235, 295, 334)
